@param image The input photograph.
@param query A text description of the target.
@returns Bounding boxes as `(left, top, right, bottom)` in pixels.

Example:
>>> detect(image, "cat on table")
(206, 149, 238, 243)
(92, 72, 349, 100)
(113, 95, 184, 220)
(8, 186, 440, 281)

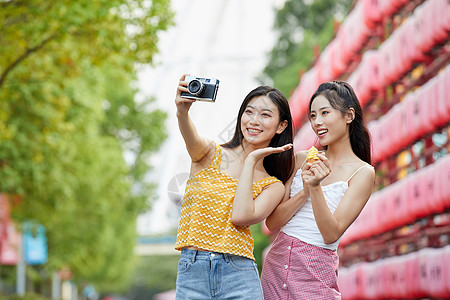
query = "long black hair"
(309, 81, 371, 164)
(222, 86, 294, 183)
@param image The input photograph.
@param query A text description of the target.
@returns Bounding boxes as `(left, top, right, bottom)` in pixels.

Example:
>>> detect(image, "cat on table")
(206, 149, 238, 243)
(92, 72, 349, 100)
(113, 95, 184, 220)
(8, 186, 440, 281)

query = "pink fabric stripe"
(261, 231, 341, 299)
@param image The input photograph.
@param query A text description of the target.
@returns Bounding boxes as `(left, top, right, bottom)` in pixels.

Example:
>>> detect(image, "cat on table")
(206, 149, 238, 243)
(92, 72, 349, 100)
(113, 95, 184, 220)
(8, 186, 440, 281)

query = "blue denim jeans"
(176, 249, 264, 299)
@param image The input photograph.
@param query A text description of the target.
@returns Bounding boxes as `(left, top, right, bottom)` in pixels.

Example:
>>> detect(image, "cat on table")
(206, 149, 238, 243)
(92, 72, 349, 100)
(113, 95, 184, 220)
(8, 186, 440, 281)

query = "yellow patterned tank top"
(175, 142, 281, 260)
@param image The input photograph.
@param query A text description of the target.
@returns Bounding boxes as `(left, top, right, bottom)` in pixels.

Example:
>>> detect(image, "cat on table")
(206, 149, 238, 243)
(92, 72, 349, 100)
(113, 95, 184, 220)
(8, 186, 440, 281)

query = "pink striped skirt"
(261, 231, 341, 299)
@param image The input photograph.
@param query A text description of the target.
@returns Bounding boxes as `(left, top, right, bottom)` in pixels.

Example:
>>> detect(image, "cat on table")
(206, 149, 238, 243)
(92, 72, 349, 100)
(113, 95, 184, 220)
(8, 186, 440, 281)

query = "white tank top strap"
(345, 164, 372, 183)
(300, 158, 307, 169)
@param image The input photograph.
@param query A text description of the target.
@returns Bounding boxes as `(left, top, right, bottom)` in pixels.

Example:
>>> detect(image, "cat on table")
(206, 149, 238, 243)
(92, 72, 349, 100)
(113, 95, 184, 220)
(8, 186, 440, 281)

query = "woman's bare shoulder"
(349, 161, 375, 184)
(294, 150, 308, 168)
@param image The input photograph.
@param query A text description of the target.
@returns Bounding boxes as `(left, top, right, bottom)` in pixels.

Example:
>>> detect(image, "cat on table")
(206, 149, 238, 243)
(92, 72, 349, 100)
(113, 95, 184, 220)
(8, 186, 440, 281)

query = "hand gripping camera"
(181, 75, 220, 102)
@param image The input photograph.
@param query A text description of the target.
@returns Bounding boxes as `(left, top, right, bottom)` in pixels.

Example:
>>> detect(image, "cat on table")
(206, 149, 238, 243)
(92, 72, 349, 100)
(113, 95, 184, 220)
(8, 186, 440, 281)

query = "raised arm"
(175, 74, 213, 162)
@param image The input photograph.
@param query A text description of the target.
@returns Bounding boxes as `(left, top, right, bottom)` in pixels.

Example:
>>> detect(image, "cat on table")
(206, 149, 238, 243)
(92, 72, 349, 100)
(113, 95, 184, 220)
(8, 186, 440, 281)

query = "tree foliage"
(260, 0, 353, 96)
(0, 0, 173, 291)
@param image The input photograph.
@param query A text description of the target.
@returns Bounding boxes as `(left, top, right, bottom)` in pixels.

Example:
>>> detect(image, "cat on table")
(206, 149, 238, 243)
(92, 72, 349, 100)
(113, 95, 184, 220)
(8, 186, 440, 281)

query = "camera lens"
(187, 79, 205, 96)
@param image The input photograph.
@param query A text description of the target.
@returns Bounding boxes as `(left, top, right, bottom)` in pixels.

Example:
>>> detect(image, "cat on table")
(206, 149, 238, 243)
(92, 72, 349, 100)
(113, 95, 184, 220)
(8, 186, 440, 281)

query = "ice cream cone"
(306, 146, 320, 163)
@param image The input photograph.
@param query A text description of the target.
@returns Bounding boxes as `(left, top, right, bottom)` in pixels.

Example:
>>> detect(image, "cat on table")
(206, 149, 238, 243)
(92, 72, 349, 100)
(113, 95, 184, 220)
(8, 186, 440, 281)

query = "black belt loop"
(192, 250, 197, 263)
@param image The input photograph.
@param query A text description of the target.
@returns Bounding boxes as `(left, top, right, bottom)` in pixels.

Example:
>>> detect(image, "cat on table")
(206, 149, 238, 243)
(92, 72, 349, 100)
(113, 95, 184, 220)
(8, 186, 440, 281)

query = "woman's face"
(240, 95, 287, 147)
(309, 95, 349, 147)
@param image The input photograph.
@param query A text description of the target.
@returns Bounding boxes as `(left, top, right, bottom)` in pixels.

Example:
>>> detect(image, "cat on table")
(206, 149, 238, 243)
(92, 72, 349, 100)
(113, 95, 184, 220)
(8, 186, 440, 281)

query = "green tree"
(0, 0, 173, 292)
(259, 0, 353, 96)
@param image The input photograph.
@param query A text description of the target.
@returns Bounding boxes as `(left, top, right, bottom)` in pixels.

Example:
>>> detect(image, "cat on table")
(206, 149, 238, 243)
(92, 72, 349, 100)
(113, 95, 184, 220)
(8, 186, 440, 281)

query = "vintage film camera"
(181, 75, 220, 102)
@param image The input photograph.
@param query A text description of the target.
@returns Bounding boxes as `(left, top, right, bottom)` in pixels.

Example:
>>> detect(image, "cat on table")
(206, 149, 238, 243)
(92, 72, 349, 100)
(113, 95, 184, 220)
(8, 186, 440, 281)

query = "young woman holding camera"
(173, 74, 295, 299)
(260, 81, 375, 299)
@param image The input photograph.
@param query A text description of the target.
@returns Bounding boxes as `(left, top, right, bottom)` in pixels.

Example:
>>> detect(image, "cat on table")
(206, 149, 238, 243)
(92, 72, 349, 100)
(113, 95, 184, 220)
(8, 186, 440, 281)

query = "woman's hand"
(175, 74, 196, 118)
(247, 143, 293, 163)
(301, 153, 331, 187)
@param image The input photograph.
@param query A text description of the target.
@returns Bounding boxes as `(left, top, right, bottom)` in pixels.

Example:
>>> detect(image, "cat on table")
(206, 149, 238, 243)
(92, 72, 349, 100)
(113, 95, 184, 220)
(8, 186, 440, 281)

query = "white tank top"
(281, 164, 368, 250)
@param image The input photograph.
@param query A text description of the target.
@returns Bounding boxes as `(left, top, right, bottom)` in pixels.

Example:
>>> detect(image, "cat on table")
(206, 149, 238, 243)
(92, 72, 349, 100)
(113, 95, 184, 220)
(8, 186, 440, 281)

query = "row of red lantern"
(319, 0, 412, 82)
(348, 0, 450, 106)
(289, 0, 450, 129)
(340, 154, 450, 247)
(338, 246, 450, 299)
(369, 64, 450, 164)
(289, 0, 382, 129)
(293, 63, 450, 158)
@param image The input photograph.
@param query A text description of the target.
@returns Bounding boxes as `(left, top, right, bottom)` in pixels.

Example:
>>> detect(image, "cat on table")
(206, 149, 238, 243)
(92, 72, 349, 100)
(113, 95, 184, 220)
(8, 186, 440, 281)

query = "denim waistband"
(180, 248, 232, 263)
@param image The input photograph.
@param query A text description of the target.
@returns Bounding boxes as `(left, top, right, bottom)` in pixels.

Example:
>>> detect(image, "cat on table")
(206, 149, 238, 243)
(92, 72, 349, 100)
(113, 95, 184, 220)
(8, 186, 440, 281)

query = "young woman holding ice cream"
(261, 81, 375, 299)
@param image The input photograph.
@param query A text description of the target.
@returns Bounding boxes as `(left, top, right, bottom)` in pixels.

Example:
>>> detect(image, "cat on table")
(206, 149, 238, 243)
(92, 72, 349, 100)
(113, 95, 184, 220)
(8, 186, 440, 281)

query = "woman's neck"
(324, 139, 358, 165)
